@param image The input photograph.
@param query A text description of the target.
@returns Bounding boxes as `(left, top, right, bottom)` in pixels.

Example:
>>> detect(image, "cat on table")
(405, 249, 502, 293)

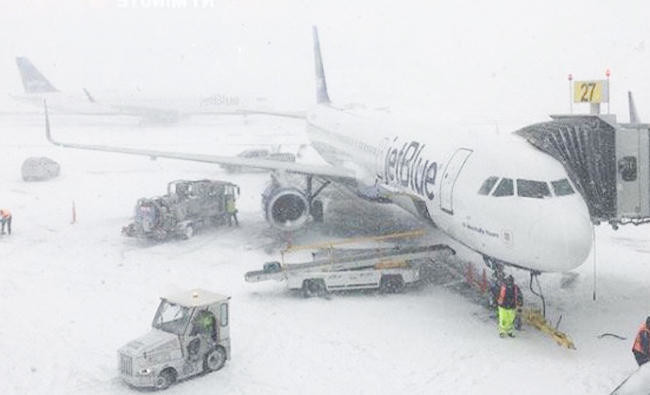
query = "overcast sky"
(2, 0, 650, 126)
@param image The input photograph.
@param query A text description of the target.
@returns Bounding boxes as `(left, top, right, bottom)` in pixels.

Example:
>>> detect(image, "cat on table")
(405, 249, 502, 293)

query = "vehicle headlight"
(137, 368, 152, 376)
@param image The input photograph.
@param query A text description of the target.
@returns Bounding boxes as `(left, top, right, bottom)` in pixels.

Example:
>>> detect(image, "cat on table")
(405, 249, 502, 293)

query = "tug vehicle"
(118, 289, 231, 390)
(122, 179, 239, 241)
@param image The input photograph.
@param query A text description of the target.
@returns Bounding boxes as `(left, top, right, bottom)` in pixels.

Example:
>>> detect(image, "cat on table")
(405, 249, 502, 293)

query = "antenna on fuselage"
(312, 26, 331, 104)
(628, 91, 640, 123)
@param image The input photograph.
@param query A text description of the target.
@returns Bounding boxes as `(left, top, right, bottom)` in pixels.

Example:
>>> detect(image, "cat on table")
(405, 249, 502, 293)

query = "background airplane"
(12, 56, 304, 123)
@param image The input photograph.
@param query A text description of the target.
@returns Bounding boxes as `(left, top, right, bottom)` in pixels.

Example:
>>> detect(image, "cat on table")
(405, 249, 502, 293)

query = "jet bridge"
(515, 114, 650, 227)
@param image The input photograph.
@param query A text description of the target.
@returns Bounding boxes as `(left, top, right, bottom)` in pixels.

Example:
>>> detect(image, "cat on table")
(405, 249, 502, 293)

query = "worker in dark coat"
(632, 316, 650, 367)
(0, 209, 12, 235)
(497, 275, 523, 338)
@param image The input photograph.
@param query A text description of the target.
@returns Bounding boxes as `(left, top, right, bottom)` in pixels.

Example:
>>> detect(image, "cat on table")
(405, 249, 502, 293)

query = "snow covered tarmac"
(1, 113, 649, 394)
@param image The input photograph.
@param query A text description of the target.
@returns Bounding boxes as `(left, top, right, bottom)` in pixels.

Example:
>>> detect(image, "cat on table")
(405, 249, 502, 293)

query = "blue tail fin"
(15, 57, 58, 93)
(312, 26, 330, 104)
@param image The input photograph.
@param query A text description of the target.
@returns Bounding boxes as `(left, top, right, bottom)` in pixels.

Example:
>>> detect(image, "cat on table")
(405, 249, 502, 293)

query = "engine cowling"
(262, 184, 310, 231)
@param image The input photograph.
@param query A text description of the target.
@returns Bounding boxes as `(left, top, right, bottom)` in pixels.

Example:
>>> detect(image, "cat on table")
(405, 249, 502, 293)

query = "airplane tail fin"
(16, 57, 58, 93)
(628, 91, 640, 123)
(312, 26, 331, 104)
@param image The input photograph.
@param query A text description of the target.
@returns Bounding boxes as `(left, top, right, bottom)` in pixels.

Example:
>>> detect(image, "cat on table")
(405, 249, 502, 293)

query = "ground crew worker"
(497, 275, 523, 338)
(489, 267, 505, 308)
(196, 310, 216, 340)
(225, 195, 238, 226)
(632, 316, 650, 367)
(0, 209, 12, 235)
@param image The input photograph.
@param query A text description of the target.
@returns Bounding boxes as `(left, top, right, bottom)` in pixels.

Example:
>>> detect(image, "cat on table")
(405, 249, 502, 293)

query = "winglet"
(16, 57, 58, 93)
(83, 88, 96, 103)
(628, 91, 640, 123)
(312, 26, 331, 104)
(44, 100, 58, 146)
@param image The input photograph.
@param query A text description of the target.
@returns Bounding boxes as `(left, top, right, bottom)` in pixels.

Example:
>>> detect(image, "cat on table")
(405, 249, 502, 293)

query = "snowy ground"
(1, 110, 649, 395)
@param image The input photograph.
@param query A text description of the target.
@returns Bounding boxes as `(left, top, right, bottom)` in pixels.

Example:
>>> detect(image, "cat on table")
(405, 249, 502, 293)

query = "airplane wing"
(44, 101, 353, 181)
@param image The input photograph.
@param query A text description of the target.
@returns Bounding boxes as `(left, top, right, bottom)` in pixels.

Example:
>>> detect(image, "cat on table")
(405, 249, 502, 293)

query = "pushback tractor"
(118, 289, 231, 390)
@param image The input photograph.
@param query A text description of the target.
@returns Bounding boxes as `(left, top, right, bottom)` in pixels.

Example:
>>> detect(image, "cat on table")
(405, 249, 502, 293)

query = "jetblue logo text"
(384, 140, 438, 200)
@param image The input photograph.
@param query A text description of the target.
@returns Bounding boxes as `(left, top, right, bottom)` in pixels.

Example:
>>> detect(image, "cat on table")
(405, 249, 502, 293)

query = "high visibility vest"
(226, 199, 236, 213)
(0, 209, 10, 219)
(633, 325, 650, 355)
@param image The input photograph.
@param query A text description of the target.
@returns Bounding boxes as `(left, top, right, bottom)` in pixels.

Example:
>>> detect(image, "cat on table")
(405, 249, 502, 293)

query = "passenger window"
(478, 177, 499, 195)
(551, 179, 575, 196)
(492, 178, 513, 197)
(517, 179, 551, 198)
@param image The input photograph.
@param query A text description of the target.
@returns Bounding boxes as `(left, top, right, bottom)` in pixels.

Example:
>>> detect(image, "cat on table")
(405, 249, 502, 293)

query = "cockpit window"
(517, 179, 551, 198)
(551, 179, 575, 196)
(478, 177, 499, 195)
(492, 178, 514, 197)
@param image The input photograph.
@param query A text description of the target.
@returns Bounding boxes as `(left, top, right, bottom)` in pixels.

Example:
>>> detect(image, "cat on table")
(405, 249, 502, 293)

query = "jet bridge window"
(492, 178, 513, 197)
(550, 179, 575, 196)
(517, 179, 551, 198)
(478, 176, 499, 195)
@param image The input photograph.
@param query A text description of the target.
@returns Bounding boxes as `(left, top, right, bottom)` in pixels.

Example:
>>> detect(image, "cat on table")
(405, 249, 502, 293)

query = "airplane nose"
(529, 211, 593, 271)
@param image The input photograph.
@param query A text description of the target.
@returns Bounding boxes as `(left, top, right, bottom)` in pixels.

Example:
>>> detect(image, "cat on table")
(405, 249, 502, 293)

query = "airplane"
(13, 56, 304, 123)
(43, 27, 594, 285)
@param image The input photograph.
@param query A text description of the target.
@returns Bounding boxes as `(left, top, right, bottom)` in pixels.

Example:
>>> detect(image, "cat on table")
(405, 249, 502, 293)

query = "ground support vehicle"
(245, 244, 455, 296)
(118, 289, 231, 390)
(122, 179, 239, 241)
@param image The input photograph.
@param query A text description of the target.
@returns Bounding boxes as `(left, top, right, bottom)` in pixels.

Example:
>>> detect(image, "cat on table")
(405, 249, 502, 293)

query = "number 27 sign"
(573, 80, 609, 104)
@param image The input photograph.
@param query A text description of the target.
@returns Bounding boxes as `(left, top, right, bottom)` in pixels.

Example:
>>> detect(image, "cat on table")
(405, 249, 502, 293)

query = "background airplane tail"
(312, 26, 330, 104)
(15, 57, 58, 93)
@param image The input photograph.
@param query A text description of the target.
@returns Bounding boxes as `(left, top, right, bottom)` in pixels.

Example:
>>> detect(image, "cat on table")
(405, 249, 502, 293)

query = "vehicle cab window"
(478, 176, 499, 195)
(492, 178, 513, 197)
(517, 179, 551, 198)
(551, 179, 575, 196)
(219, 303, 228, 327)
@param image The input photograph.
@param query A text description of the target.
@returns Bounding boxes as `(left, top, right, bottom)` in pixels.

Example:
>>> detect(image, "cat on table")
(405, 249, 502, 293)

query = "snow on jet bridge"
(42, 26, 593, 274)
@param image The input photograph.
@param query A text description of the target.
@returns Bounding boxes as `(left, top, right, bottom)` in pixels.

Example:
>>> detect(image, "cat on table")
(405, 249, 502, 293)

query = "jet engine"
(262, 183, 310, 231)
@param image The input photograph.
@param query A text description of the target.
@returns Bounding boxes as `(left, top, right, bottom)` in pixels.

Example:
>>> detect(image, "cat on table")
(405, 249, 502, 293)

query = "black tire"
(154, 368, 176, 390)
(380, 275, 405, 294)
(302, 279, 326, 298)
(310, 200, 324, 223)
(204, 346, 227, 372)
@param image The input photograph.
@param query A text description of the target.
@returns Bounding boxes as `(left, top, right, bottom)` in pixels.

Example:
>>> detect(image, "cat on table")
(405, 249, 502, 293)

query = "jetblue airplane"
(13, 57, 303, 123)
(44, 27, 593, 275)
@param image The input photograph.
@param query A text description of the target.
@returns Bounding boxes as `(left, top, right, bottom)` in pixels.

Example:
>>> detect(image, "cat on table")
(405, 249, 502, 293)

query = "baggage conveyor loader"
(245, 231, 456, 297)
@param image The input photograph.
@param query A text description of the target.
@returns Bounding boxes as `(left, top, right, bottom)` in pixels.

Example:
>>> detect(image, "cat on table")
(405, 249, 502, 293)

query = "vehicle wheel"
(182, 225, 194, 240)
(154, 368, 176, 390)
(310, 200, 324, 223)
(211, 215, 225, 226)
(380, 275, 405, 294)
(204, 347, 227, 372)
(302, 279, 326, 298)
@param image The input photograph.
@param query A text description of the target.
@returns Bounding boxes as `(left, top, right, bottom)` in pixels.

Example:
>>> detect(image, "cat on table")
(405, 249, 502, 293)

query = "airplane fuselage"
(306, 104, 593, 273)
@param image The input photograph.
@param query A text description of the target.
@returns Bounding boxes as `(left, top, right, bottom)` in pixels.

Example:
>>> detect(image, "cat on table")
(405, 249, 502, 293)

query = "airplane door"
(375, 137, 391, 181)
(439, 148, 473, 214)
